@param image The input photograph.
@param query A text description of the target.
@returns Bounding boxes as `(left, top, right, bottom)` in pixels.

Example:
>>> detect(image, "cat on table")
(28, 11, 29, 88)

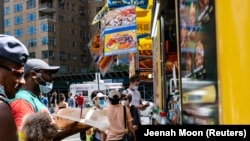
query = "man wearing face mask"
(10, 58, 91, 141)
(9, 58, 60, 130)
(80, 90, 106, 141)
(86, 90, 106, 141)
(121, 93, 140, 141)
(127, 75, 149, 111)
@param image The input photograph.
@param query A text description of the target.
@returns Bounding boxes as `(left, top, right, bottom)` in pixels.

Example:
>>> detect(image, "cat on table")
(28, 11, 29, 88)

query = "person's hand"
(123, 128, 128, 134)
(145, 102, 150, 107)
(54, 122, 91, 141)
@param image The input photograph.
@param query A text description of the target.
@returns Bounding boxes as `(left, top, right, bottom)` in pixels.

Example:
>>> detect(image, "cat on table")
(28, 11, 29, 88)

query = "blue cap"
(0, 34, 29, 65)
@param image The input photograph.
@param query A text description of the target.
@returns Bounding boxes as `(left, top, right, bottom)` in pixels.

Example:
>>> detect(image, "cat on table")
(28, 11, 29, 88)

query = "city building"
(3, 0, 149, 96)
(3, 0, 109, 91)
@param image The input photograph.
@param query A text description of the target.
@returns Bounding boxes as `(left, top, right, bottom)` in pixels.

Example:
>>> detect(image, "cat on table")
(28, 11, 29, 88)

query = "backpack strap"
(123, 105, 126, 128)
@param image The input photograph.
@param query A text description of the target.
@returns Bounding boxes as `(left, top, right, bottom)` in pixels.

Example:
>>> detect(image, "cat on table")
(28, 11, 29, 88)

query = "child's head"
(20, 111, 58, 141)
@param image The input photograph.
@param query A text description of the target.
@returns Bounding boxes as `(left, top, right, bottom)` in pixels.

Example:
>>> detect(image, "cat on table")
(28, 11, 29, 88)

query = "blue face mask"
(98, 99, 104, 106)
(34, 73, 53, 94)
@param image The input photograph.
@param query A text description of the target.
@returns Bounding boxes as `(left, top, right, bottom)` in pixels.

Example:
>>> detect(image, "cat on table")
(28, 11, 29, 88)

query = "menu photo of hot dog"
(98, 55, 114, 76)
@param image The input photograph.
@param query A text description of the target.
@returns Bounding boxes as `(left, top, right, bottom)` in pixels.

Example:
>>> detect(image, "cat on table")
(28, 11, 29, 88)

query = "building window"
(28, 39, 37, 47)
(4, 0, 10, 2)
(79, 6, 85, 15)
(73, 66, 77, 73)
(27, 0, 36, 9)
(4, 7, 10, 15)
(71, 16, 76, 23)
(27, 26, 37, 35)
(60, 66, 67, 73)
(72, 41, 76, 47)
(48, 24, 55, 32)
(80, 0, 85, 3)
(14, 16, 23, 25)
(29, 52, 36, 58)
(27, 12, 36, 22)
(81, 55, 87, 63)
(68, 53, 71, 60)
(68, 28, 76, 35)
(42, 50, 54, 59)
(72, 53, 77, 60)
(66, 2, 69, 9)
(41, 23, 55, 32)
(41, 23, 48, 32)
(58, 14, 65, 21)
(41, 37, 56, 46)
(4, 19, 10, 27)
(60, 52, 66, 60)
(14, 3, 23, 13)
(14, 29, 23, 37)
(72, 4, 76, 11)
(41, 37, 48, 45)
(4, 31, 10, 35)
(81, 20, 86, 27)
(58, 0, 65, 8)
(81, 67, 87, 75)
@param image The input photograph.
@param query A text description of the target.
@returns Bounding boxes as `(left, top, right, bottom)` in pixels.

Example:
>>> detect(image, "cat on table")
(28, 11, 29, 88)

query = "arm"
(126, 107, 136, 141)
(53, 122, 91, 141)
(131, 106, 140, 130)
(101, 131, 106, 141)
(0, 102, 18, 141)
(134, 99, 149, 111)
(128, 121, 136, 141)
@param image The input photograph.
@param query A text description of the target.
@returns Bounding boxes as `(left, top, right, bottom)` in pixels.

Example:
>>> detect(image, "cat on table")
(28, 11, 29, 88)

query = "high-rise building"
(3, 0, 105, 77)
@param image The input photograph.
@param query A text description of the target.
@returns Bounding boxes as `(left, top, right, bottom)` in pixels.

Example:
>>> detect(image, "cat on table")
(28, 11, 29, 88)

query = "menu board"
(102, 5, 138, 56)
(178, 0, 219, 124)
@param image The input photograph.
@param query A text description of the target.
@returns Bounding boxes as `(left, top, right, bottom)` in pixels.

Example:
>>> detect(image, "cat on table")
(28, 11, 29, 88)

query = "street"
(61, 117, 150, 141)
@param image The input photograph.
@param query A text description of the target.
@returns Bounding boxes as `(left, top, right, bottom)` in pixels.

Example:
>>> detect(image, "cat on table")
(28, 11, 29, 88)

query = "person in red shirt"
(76, 92, 85, 108)
(76, 92, 85, 118)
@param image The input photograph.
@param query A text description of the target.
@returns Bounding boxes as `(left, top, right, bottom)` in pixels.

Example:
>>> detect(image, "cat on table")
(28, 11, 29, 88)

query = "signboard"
(102, 5, 138, 56)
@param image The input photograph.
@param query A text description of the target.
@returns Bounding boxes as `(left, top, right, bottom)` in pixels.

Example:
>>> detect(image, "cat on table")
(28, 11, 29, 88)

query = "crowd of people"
(0, 34, 150, 141)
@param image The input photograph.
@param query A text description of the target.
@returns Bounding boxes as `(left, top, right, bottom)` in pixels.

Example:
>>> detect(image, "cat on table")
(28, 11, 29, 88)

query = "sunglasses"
(123, 98, 128, 100)
(0, 64, 24, 78)
(98, 97, 104, 100)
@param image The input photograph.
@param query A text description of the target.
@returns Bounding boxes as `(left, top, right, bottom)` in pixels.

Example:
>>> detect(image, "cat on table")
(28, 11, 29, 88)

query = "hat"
(93, 92, 106, 100)
(24, 58, 60, 75)
(122, 90, 128, 95)
(108, 90, 121, 99)
(0, 34, 29, 65)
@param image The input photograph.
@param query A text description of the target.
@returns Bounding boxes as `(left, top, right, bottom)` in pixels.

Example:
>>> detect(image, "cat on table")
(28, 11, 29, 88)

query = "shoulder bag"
(122, 106, 134, 141)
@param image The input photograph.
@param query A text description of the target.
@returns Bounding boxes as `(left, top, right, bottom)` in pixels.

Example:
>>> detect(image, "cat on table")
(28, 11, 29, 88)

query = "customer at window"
(105, 90, 136, 141)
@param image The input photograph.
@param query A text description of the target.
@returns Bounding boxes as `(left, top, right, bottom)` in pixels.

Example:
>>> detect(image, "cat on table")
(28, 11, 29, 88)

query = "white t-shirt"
(127, 88, 141, 107)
